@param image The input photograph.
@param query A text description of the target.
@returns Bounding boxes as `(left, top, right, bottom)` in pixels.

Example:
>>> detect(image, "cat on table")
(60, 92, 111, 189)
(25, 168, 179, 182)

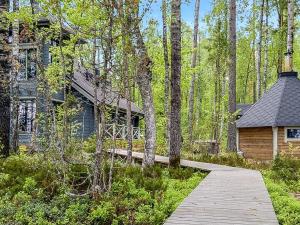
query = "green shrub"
(0, 154, 205, 225)
(264, 175, 300, 225)
(272, 156, 300, 183)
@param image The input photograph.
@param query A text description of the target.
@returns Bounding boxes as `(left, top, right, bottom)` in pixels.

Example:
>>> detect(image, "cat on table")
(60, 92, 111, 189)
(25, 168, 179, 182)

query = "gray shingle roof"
(237, 104, 252, 116)
(71, 64, 144, 115)
(236, 72, 300, 128)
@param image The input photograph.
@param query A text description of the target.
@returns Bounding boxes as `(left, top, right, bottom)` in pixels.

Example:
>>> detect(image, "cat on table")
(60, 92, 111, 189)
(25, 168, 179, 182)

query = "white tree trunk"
(162, 0, 170, 152)
(286, 0, 294, 71)
(256, 0, 264, 99)
(188, 0, 200, 145)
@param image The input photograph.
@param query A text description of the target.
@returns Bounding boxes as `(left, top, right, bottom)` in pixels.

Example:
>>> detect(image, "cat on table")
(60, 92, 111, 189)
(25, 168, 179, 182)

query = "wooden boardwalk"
(112, 149, 279, 225)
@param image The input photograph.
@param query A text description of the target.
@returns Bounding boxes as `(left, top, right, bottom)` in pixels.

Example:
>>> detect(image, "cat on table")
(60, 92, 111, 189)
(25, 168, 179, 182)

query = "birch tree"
(162, 0, 170, 151)
(129, 3, 156, 166)
(188, 0, 200, 145)
(169, 0, 181, 167)
(256, 0, 264, 99)
(286, 0, 294, 71)
(263, 0, 269, 92)
(227, 0, 236, 151)
(10, 0, 20, 152)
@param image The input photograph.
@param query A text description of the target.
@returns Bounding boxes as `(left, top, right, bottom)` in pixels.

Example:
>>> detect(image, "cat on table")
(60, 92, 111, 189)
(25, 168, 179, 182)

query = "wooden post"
(122, 125, 126, 140)
(272, 127, 278, 159)
(236, 128, 239, 152)
(113, 123, 116, 140)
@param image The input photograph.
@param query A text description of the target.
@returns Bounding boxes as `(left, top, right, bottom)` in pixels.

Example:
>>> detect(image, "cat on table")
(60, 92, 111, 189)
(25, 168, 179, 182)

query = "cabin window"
(285, 128, 300, 142)
(17, 49, 37, 81)
(19, 100, 36, 133)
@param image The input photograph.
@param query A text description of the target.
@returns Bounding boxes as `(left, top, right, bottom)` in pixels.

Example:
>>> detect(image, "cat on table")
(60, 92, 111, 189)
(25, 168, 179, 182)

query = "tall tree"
(119, 1, 133, 164)
(129, 3, 156, 166)
(0, 0, 10, 156)
(11, 0, 20, 153)
(275, 0, 287, 74)
(162, 0, 170, 151)
(169, 0, 181, 167)
(227, 0, 236, 151)
(188, 0, 200, 145)
(263, 0, 269, 92)
(256, 0, 264, 99)
(286, 0, 294, 71)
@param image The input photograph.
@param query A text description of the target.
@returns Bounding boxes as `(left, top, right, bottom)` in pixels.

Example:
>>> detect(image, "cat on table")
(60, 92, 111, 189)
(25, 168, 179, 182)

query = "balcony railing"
(104, 124, 143, 140)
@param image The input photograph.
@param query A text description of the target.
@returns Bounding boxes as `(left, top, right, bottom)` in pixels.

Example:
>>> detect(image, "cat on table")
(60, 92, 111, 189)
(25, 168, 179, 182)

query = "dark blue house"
(13, 19, 143, 146)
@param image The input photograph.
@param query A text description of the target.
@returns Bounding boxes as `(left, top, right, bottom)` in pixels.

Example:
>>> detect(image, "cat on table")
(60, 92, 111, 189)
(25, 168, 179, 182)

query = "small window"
(17, 49, 37, 81)
(19, 100, 36, 133)
(285, 128, 300, 141)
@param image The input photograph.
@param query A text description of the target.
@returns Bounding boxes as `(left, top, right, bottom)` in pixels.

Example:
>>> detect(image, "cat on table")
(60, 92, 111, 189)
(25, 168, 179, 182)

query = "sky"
(143, 0, 213, 29)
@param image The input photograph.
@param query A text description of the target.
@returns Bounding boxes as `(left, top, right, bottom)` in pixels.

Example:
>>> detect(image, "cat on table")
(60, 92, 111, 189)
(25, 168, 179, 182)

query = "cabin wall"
(278, 127, 300, 157)
(239, 127, 273, 160)
(71, 87, 95, 138)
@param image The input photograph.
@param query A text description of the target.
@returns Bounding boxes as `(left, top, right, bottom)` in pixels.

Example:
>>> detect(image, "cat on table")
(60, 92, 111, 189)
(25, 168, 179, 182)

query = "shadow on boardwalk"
(111, 149, 279, 225)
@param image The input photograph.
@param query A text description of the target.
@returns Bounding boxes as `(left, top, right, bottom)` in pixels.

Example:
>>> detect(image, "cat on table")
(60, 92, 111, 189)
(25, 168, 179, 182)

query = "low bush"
(0, 154, 206, 225)
(264, 173, 300, 225)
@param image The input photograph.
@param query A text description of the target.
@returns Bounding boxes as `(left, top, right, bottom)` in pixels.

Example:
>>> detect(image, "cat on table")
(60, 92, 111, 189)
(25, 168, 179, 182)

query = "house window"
(17, 49, 36, 81)
(19, 100, 36, 133)
(285, 128, 300, 142)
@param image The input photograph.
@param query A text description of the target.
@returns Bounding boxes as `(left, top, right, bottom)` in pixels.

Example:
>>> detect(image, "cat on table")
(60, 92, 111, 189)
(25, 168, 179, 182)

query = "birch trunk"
(263, 0, 269, 92)
(162, 0, 170, 152)
(169, 0, 181, 167)
(256, 0, 264, 99)
(227, 0, 236, 151)
(119, 1, 133, 164)
(91, 36, 102, 195)
(108, 95, 120, 191)
(0, 0, 10, 156)
(131, 21, 156, 166)
(286, 0, 294, 71)
(10, 0, 20, 152)
(188, 0, 200, 145)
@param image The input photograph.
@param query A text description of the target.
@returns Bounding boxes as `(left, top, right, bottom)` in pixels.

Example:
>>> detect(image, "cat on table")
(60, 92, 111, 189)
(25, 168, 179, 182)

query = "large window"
(17, 49, 37, 80)
(19, 100, 36, 133)
(285, 128, 300, 142)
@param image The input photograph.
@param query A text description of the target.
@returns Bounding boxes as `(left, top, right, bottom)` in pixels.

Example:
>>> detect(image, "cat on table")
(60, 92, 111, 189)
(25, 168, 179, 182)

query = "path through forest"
(111, 149, 279, 225)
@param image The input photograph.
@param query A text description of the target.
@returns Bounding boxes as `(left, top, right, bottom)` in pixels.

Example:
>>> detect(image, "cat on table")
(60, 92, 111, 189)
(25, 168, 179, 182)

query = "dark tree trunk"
(0, 0, 10, 156)
(169, 0, 181, 167)
(227, 0, 236, 151)
(162, 0, 170, 152)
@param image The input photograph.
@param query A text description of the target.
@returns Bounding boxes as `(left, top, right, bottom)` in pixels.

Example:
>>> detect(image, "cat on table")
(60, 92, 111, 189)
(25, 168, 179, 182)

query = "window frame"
(18, 98, 36, 134)
(17, 46, 37, 81)
(284, 127, 300, 142)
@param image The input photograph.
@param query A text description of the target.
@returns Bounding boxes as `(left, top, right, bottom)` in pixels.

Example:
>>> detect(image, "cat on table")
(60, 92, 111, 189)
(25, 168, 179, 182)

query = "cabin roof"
(237, 104, 252, 116)
(236, 72, 300, 128)
(71, 64, 144, 115)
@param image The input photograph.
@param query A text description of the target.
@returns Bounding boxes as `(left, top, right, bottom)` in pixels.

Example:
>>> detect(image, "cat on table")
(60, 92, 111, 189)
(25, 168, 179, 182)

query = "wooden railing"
(104, 124, 143, 140)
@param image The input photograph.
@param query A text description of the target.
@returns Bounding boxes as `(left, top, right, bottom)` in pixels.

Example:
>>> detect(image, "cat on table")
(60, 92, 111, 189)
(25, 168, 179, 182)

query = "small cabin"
(236, 72, 300, 160)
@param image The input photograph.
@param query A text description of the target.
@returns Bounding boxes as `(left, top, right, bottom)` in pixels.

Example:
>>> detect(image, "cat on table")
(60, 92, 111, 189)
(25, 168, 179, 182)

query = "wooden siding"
(278, 127, 300, 157)
(71, 87, 95, 138)
(239, 127, 273, 160)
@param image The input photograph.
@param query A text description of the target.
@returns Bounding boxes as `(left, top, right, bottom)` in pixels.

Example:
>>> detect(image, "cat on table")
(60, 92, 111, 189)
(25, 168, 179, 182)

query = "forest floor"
(0, 153, 206, 225)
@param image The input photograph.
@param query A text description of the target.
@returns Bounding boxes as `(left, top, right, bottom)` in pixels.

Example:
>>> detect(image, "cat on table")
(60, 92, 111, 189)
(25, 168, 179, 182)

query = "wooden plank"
(110, 149, 279, 225)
